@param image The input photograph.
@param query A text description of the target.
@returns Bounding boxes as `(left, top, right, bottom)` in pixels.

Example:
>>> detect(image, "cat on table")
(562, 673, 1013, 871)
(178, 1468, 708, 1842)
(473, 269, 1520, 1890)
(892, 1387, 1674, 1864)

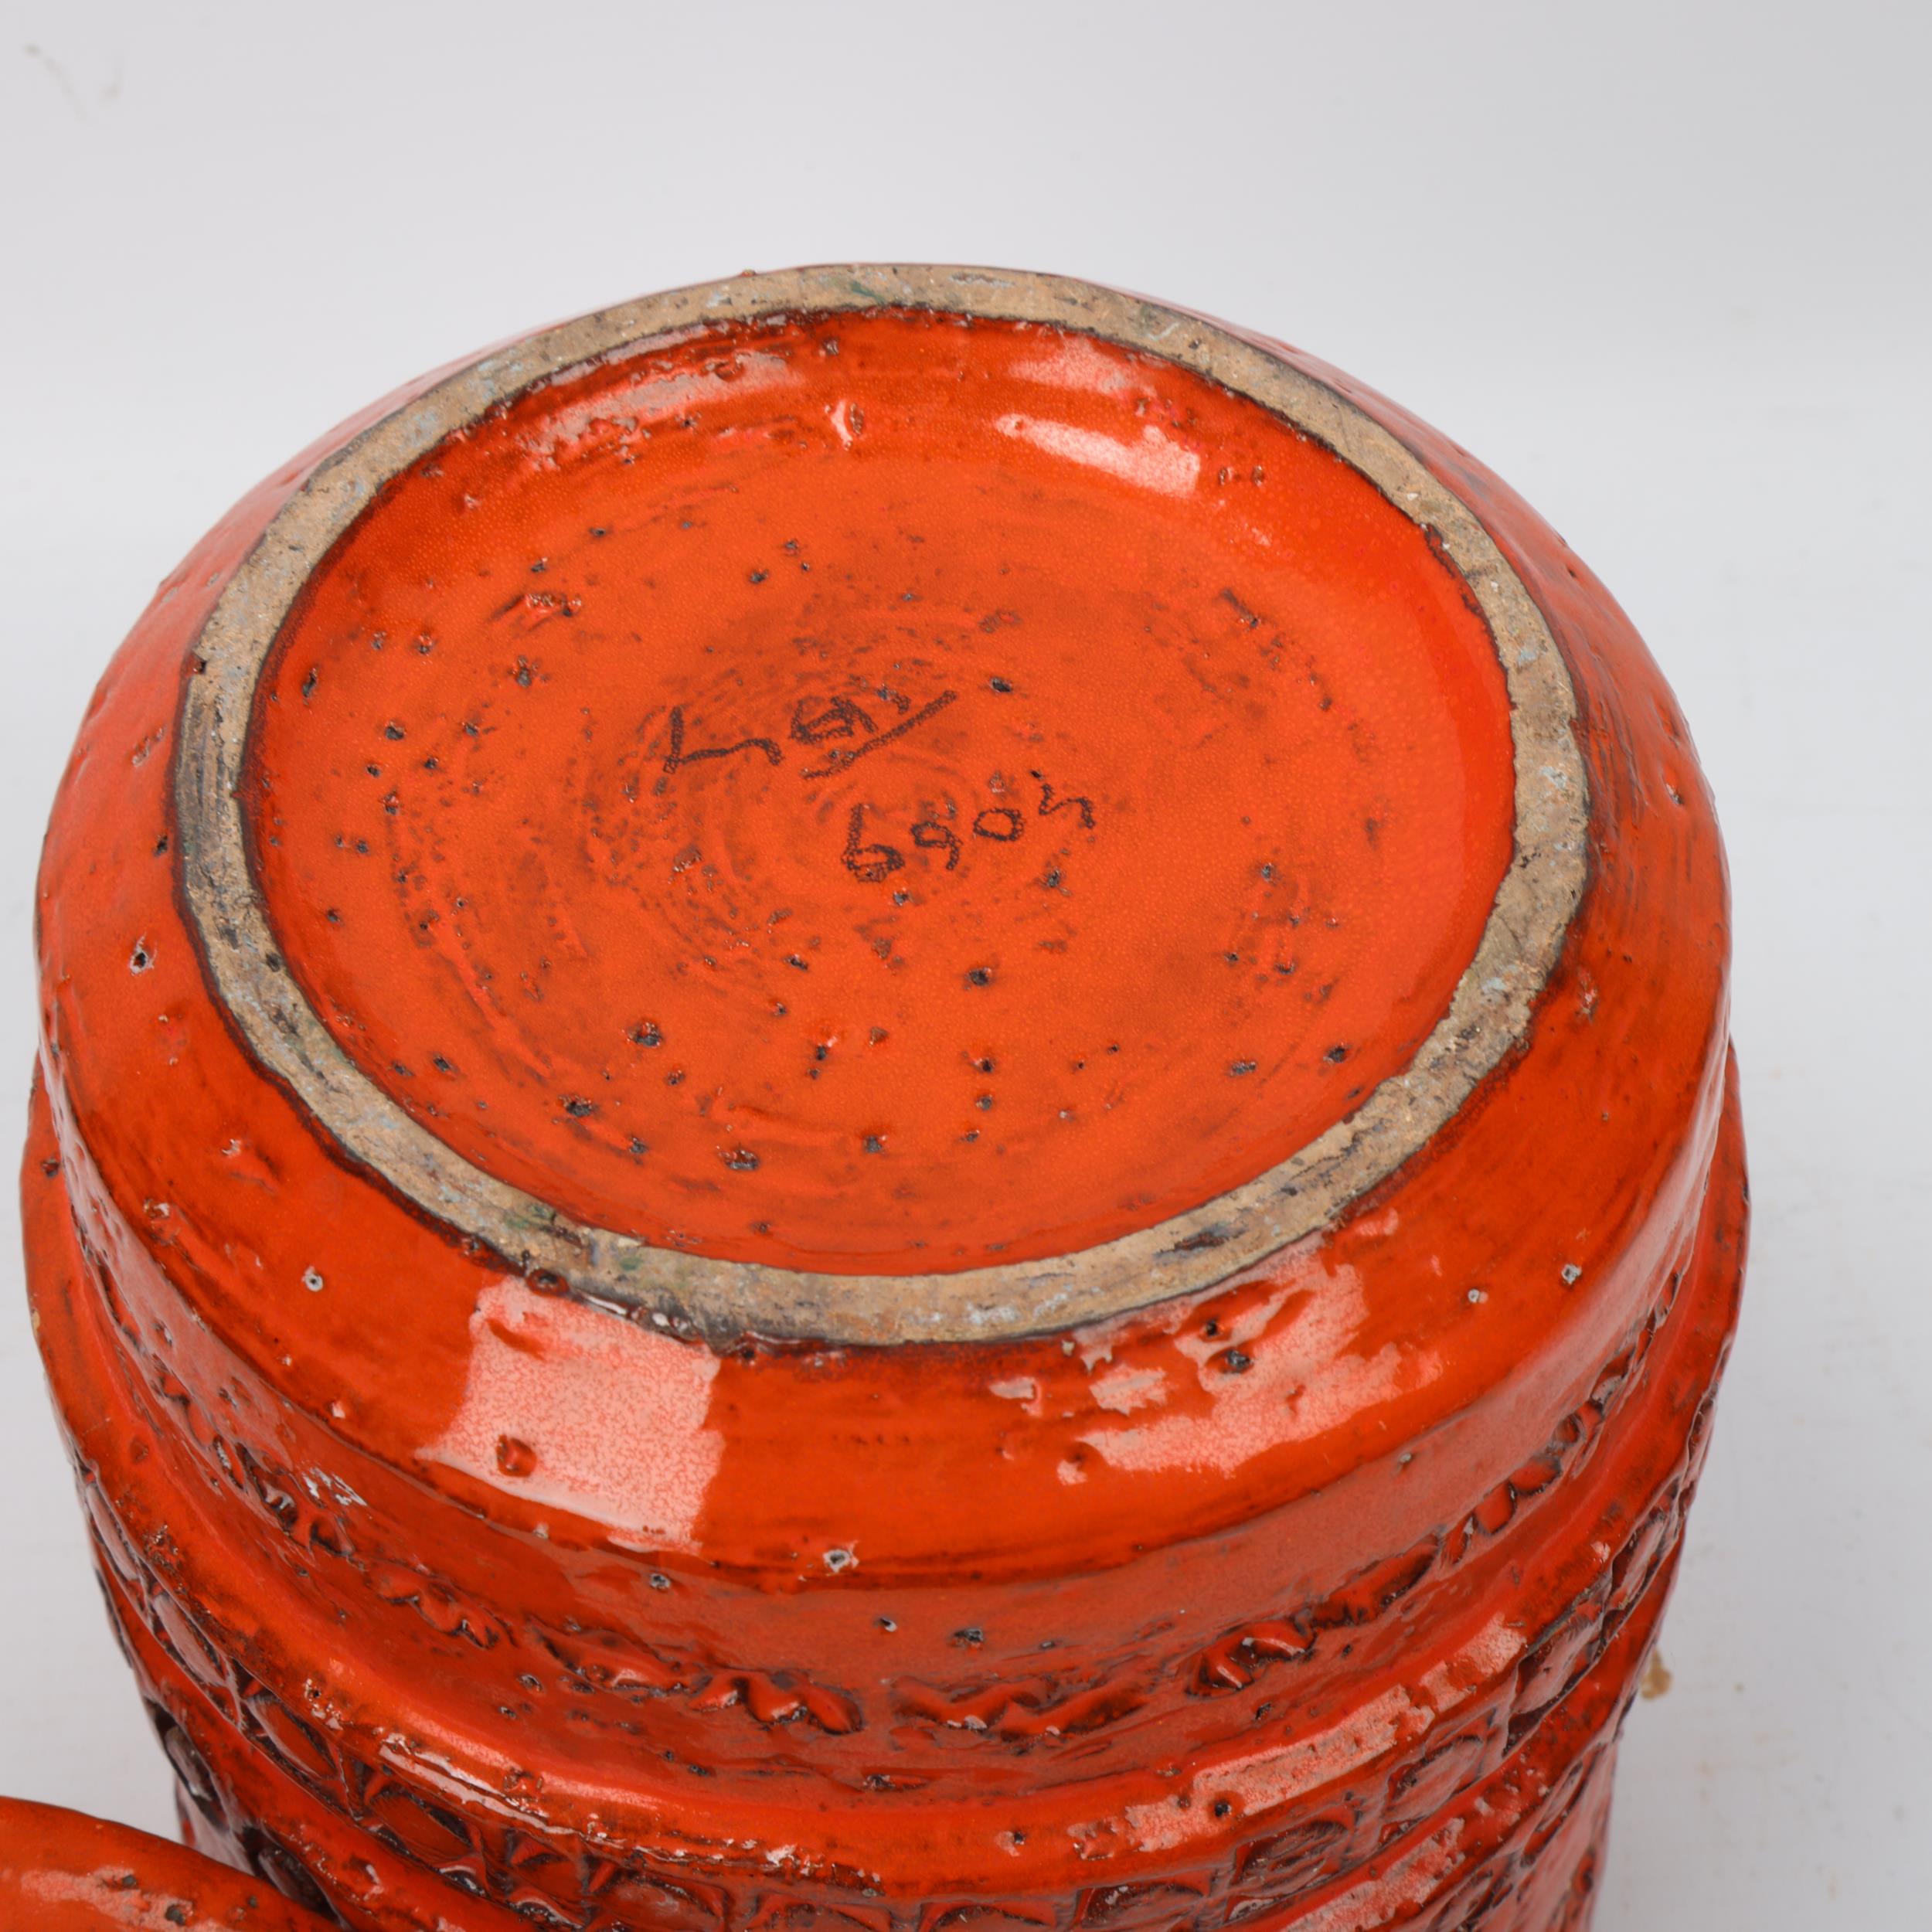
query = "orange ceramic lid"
(0, 1799, 331, 1930)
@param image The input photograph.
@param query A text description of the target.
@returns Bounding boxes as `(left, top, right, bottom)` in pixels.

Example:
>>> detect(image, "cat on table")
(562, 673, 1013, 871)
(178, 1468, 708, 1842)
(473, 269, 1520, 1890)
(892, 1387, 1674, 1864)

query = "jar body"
(25, 267, 1747, 1931)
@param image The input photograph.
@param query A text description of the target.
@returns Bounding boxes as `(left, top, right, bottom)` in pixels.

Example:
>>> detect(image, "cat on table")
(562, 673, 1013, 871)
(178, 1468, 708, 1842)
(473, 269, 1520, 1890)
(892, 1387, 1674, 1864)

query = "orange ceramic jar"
(25, 267, 1746, 1930)
(0, 1798, 333, 1929)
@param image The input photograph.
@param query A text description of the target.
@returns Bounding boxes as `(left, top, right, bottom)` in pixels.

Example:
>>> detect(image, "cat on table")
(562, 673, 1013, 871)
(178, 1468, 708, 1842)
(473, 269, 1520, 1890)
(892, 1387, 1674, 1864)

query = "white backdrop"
(2, 5, 1926, 1926)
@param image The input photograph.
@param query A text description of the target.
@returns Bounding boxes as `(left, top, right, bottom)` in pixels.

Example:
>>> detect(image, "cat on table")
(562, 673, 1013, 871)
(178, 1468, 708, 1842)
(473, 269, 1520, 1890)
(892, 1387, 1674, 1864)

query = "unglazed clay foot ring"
(174, 264, 1587, 1343)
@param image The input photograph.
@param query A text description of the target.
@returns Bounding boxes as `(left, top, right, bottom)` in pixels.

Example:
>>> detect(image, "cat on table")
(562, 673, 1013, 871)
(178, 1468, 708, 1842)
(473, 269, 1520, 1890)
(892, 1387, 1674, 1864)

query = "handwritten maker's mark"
(658, 686, 958, 789)
(655, 685, 1097, 885)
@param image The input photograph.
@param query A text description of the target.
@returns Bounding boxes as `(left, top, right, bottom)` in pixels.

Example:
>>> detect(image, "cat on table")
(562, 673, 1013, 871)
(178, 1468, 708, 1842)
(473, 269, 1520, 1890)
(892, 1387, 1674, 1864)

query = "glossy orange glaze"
(26, 268, 1746, 1930)
(0, 1798, 332, 1930)
(249, 310, 1513, 1270)
(26, 1065, 1741, 1923)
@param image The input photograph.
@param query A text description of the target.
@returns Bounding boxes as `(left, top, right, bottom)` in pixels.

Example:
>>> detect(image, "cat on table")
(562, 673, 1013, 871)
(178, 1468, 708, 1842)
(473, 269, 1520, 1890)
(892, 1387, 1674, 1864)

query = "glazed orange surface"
(27, 270, 1743, 1931)
(248, 310, 1514, 1270)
